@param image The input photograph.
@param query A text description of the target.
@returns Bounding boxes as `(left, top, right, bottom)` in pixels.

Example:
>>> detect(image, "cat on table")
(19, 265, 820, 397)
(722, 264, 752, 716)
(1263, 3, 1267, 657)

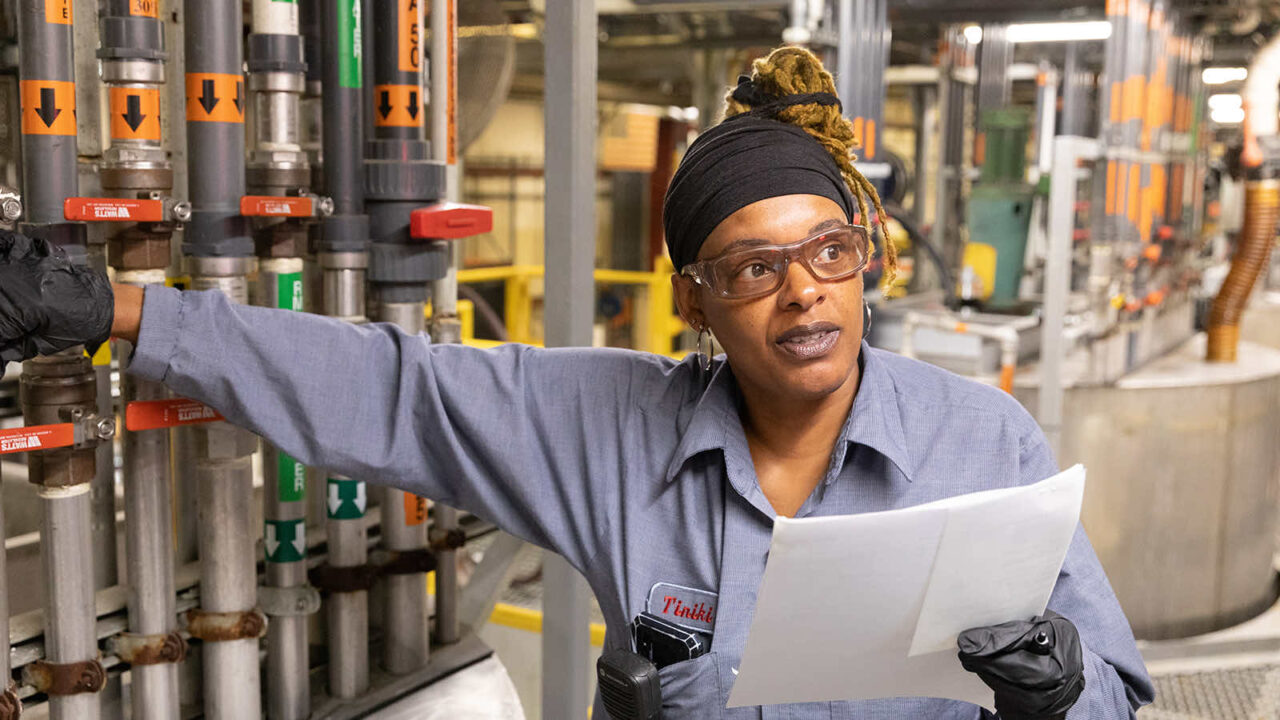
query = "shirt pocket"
(656, 651, 722, 720)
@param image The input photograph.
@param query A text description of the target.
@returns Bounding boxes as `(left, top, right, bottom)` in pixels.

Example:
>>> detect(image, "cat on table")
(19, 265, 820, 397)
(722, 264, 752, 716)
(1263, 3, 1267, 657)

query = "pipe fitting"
(109, 631, 188, 666)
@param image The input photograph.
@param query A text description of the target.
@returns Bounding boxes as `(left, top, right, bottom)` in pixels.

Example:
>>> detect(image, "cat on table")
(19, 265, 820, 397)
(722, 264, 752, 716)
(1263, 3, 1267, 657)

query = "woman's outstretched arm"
(125, 283, 678, 571)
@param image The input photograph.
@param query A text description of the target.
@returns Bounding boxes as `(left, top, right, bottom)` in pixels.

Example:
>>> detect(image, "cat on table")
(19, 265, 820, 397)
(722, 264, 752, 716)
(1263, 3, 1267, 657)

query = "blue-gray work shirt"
(129, 286, 1155, 719)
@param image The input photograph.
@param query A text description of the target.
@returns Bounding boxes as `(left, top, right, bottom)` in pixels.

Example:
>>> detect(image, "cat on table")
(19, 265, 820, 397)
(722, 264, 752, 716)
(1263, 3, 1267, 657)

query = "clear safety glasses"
(681, 223, 870, 300)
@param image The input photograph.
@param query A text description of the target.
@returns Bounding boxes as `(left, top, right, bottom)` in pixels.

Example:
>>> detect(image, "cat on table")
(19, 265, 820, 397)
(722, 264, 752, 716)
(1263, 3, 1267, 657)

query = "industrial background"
(0, 0, 1279, 718)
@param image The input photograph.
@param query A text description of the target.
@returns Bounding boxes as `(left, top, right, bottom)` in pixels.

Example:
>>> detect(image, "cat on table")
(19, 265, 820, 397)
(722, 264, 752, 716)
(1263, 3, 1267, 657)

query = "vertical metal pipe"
(195, 451, 260, 720)
(18, 3, 103, 718)
(258, 259, 311, 720)
(542, 0, 595, 718)
(39, 484, 99, 720)
(183, 1, 260, 717)
(428, 0, 462, 648)
(120, 269, 181, 720)
(376, 304, 430, 674)
(0, 469, 16, 719)
(366, 0, 440, 676)
(319, 0, 371, 697)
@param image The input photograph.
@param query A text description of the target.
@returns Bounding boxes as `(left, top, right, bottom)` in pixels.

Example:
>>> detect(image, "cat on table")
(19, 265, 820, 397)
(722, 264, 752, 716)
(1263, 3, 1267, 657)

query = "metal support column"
(318, 0, 373, 698)
(182, 2, 262, 718)
(17, 2, 106, 718)
(542, 0, 596, 717)
(366, 0, 444, 676)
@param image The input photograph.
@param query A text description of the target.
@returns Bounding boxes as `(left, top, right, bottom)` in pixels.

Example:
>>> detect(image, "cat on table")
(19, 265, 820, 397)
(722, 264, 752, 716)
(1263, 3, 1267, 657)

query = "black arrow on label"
(233, 80, 243, 113)
(198, 79, 218, 114)
(407, 91, 419, 120)
(378, 91, 393, 119)
(35, 87, 61, 127)
(122, 94, 145, 132)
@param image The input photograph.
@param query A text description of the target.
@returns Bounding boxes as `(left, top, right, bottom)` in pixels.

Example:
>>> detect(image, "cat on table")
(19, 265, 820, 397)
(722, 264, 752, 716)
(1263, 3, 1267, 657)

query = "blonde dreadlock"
(723, 46, 899, 291)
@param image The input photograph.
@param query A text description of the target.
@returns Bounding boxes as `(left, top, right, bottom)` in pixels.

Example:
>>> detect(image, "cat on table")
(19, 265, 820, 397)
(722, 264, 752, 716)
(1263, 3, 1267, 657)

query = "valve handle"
(64, 197, 165, 223)
(125, 398, 223, 432)
(0, 423, 76, 455)
(410, 202, 494, 240)
(240, 196, 315, 218)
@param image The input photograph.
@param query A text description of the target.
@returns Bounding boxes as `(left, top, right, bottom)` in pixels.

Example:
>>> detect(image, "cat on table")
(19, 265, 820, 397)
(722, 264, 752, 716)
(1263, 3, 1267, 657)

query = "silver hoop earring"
(696, 327, 712, 373)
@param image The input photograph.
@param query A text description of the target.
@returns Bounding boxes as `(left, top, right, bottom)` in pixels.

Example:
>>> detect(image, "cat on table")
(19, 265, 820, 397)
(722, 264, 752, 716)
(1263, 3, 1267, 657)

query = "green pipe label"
(277, 272, 303, 311)
(278, 452, 306, 502)
(265, 519, 306, 563)
(339, 0, 363, 89)
(327, 477, 367, 519)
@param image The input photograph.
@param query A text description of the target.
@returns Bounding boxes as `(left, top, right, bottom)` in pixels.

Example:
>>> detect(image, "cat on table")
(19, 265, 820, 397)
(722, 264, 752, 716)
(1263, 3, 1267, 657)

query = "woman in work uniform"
(2, 47, 1152, 719)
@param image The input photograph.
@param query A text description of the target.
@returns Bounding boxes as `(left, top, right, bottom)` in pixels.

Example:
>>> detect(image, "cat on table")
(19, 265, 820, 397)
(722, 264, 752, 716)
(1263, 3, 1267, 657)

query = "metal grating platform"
(1140, 664, 1280, 719)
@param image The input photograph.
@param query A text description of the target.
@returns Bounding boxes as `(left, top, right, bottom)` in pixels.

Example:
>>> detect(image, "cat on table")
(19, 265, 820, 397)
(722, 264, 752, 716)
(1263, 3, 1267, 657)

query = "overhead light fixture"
(1007, 21, 1112, 44)
(1208, 93, 1243, 110)
(1202, 67, 1249, 85)
(1210, 106, 1245, 124)
(963, 25, 983, 45)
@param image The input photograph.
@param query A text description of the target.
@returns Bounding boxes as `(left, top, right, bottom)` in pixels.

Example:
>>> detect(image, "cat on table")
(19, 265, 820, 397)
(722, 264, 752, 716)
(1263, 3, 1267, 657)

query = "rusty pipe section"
(1207, 180, 1280, 362)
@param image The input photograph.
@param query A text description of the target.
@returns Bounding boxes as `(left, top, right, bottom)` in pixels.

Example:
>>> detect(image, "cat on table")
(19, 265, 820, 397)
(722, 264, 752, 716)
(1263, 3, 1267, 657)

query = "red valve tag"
(410, 202, 493, 240)
(125, 398, 223, 431)
(0, 424, 75, 455)
(65, 198, 164, 222)
(240, 196, 313, 218)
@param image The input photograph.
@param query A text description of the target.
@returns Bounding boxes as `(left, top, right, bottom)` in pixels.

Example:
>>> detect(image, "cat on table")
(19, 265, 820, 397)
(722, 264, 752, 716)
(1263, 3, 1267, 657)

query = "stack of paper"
(726, 465, 1086, 709)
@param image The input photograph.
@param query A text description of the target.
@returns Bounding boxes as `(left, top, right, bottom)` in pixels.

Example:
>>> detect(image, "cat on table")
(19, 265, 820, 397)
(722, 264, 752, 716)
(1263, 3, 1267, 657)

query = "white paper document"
(725, 465, 1086, 709)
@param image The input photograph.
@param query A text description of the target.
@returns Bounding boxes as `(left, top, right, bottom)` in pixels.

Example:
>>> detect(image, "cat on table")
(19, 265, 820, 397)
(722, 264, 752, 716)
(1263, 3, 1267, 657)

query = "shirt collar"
(664, 342, 915, 485)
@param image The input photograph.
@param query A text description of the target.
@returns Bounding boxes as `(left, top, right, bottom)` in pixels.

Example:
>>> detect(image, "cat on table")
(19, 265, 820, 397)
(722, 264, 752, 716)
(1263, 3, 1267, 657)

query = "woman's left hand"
(957, 609, 1085, 720)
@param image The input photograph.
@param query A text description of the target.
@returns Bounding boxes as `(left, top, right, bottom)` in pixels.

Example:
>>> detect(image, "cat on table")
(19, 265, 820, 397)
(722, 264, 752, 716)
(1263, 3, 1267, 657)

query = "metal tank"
(1016, 335, 1280, 640)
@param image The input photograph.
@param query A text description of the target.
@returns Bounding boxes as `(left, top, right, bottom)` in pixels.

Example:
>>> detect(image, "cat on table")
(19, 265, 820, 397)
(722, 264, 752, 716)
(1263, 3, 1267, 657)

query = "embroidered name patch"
(646, 582, 718, 634)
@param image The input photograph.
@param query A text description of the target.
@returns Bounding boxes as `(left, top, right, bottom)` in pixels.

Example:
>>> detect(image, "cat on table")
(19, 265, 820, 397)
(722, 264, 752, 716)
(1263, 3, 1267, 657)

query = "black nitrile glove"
(0, 229, 114, 366)
(958, 609, 1085, 720)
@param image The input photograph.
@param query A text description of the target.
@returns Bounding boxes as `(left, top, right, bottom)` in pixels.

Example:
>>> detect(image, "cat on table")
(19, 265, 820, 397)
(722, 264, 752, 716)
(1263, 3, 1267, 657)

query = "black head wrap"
(662, 77, 857, 271)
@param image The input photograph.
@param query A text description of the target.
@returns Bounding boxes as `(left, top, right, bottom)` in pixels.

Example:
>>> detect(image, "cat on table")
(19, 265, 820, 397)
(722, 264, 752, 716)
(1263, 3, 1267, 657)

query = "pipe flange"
(319, 250, 369, 270)
(257, 585, 322, 617)
(185, 608, 269, 642)
(100, 58, 165, 85)
(309, 563, 380, 594)
(109, 631, 188, 666)
(22, 658, 107, 696)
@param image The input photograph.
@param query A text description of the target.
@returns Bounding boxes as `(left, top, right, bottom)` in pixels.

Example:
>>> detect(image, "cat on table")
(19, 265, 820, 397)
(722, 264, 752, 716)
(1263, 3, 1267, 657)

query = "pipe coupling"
(110, 631, 188, 666)
(22, 658, 107, 696)
(185, 608, 269, 642)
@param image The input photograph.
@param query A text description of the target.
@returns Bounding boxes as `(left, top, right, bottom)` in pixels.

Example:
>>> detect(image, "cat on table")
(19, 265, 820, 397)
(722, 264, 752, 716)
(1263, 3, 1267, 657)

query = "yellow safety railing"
(455, 256, 687, 358)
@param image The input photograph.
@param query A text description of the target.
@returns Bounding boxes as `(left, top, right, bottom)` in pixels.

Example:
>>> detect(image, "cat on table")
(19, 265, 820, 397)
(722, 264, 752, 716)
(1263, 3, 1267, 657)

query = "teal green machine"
(965, 108, 1035, 307)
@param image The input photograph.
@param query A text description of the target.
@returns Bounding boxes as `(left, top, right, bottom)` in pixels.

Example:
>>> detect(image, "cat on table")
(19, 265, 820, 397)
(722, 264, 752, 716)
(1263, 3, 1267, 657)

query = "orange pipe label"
(398, 0, 421, 73)
(0, 424, 74, 455)
(45, 0, 71, 24)
(1127, 165, 1140, 224)
(404, 492, 427, 526)
(865, 119, 877, 160)
(373, 84, 422, 128)
(125, 398, 223, 431)
(109, 87, 161, 140)
(130, 0, 159, 18)
(20, 80, 76, 136)
(185, 73, 243, 123)
(1105, 161, 1118, 216)
(851, 117, 864, 151)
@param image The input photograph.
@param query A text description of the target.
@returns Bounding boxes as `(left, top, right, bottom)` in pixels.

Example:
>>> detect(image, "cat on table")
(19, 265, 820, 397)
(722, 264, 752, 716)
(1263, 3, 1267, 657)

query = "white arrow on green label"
(327, 478, 366, 519)
(265, 519, 306, 563)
